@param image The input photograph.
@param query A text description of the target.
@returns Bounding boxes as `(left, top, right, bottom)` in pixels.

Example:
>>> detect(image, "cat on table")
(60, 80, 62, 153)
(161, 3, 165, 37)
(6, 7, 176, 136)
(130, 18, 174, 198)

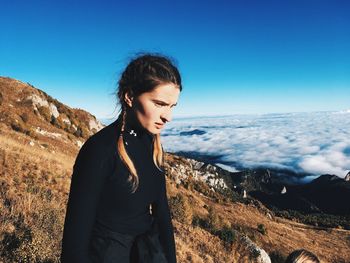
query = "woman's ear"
(124, 92, 133, 107)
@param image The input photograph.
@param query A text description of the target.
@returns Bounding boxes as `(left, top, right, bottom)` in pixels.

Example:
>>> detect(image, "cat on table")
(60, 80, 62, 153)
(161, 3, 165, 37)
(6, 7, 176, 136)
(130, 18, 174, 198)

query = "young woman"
(61, 53, 182, 263)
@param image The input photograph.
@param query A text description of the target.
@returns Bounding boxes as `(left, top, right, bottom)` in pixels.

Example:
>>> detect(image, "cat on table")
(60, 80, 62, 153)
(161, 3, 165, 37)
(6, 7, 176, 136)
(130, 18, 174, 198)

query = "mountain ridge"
(0, 76, 104, 155)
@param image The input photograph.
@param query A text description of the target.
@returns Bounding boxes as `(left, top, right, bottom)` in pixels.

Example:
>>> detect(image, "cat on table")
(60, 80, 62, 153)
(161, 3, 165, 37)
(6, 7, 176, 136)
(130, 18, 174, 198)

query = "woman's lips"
(155, 122, 164, 129)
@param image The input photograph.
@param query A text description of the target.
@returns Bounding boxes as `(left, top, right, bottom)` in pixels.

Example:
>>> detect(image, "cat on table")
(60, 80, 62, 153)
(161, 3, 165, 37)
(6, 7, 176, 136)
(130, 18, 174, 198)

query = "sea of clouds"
(161, 111, 350, 179)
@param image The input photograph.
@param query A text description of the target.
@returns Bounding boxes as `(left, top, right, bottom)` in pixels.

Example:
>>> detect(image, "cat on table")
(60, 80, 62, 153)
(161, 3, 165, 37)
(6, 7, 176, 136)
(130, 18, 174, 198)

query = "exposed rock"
(255, 248, 271, 263)
(194, 161, 205, 170)
(49, 103, 59, 118)
(26, 94, 60, 119)
(76, 140, 83, 148)
(27, 94, 49, 108)
(89, 118, 104, 132)
(35, 127, 62, 138)
(62, 117, 71, 126)
(165, 156, 229, 193)
(266, 212, 273, 220)
(238, 235, 271, 263)
(345, 171, 350, 181)
(281, 186, 287, 194)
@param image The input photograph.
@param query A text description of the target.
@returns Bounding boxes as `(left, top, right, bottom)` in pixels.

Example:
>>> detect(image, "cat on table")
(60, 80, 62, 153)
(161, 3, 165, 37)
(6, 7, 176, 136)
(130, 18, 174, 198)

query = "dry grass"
(0, 131, 73, 262)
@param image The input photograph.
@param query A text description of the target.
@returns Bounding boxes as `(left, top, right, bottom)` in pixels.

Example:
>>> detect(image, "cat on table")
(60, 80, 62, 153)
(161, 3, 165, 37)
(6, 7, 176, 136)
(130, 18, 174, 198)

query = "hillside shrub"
(33, 108, 39, 116)
(182, 179, 193, 191)
(169, 193, 193, 224)
(250, 248, 260, 259)
(70, 118, 79, 128)
(248, 232, 257, 242)
(74, 126, 82, 137)
(20, 113, 29, 123)
(64, 125, 77, 135)
(37, 106, 51, 122)
(11, 121, 29, 134)
(26, 82, 35, 88)
(67, 133, 75, 141)
(50, 116, 66, 129)
(192, 215, 208, 228)
(0, 92, 3, 105)
(215, 226, 236, 247)
(257, 223, 267, 235)
(10, 121, 36, 138)
(192, 180, 211, 196)
(51, 99, 67, 116)
(74, 125, 90, 139)
(50, 116, 58, 127)
(81, 126, 90, 139)
(207, 205, 221, 231)
(56, 103, 67, 114)
(11, 122, 26, 133)
(27, 129, 37, 139)
(193, 212, 236, 249)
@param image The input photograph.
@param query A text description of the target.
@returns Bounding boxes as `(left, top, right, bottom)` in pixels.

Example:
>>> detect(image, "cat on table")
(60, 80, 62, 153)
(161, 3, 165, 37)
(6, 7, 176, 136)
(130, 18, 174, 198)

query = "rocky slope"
(0, 76, 104, 155)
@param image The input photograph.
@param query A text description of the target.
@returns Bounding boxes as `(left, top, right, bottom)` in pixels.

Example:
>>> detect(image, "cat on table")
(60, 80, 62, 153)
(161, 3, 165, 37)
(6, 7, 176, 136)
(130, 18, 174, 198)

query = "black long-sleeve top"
(61, 118, 176, 263)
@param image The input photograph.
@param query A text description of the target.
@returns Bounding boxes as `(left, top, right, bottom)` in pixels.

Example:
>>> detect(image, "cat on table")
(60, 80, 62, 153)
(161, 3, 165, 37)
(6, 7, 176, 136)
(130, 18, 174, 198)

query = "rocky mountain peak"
(0, 76, 105, 150)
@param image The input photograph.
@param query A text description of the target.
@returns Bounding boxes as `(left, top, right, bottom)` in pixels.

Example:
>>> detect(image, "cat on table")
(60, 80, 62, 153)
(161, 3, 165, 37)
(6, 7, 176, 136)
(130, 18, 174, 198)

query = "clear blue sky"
(1, 0, 349, 119)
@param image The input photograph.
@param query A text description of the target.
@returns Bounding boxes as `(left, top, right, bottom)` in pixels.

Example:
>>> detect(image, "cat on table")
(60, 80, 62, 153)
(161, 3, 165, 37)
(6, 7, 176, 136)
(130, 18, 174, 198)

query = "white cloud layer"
(162, 111, 350, 178)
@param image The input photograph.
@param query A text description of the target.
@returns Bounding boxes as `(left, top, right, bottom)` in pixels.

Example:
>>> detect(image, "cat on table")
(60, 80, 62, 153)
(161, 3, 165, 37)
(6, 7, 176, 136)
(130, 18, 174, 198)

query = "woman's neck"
(124, 110, 146, 136)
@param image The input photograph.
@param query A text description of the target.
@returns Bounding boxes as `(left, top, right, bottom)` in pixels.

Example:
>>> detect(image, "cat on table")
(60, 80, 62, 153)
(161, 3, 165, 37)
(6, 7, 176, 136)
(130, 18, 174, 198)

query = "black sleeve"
(61, 138, 107, 263)
(152, 173, 177, 263)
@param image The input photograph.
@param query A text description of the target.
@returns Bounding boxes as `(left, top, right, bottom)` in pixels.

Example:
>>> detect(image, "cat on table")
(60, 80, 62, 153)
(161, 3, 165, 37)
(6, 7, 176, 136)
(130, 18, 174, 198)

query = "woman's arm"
(152, 173, 177, 263)
(61, 137, 107, 263)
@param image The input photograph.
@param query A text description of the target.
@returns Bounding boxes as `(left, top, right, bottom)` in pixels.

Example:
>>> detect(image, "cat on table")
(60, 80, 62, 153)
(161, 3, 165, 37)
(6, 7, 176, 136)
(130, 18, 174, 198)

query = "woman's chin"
(147, 126, 163, 135)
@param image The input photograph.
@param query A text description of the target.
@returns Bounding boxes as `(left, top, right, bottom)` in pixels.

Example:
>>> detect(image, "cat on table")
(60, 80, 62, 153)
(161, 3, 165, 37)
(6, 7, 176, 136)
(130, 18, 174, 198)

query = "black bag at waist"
(89, 218, 168, 263)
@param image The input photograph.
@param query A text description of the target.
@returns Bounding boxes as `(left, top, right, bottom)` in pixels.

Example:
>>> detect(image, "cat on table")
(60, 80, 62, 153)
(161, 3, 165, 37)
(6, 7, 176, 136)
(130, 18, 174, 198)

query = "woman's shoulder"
(80, 119, 121, 155)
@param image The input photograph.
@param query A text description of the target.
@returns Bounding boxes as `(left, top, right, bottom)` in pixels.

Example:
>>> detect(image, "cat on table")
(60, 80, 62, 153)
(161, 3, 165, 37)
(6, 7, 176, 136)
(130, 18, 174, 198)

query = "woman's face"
(125, 83, 180, 134)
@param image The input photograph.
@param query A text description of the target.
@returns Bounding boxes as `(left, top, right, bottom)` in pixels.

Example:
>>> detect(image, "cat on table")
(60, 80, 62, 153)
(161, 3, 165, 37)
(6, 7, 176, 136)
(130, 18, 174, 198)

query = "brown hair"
(116, 53, 182, 193)
(285, 249, 320, 263)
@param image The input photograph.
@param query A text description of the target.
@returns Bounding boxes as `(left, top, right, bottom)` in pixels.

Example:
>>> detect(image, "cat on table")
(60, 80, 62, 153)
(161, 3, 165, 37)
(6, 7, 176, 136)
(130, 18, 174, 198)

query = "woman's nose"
(160, 108, 172, 123)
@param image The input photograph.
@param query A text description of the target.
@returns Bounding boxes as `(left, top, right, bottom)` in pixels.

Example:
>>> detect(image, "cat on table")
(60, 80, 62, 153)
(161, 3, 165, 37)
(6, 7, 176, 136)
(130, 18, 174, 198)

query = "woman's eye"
(155, 103, 164, 107)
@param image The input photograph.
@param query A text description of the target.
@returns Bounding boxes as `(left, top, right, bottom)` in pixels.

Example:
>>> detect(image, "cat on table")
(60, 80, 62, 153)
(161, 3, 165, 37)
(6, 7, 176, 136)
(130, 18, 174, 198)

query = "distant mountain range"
(245, 170, 350, 216)
(177, 151, 350, 216)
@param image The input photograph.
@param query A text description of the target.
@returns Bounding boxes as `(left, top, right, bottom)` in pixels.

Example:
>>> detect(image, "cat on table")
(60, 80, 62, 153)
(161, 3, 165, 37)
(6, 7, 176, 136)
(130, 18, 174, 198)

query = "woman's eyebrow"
(152, 99, 177, 106)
